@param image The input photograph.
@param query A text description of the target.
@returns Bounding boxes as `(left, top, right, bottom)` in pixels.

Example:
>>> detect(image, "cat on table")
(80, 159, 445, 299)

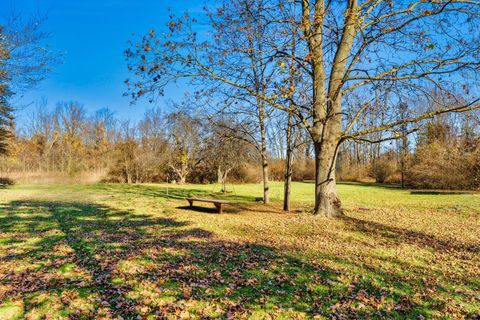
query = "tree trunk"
(261, 152, 269, 204)
(313, 137, 343, 217)
(283, 113, 293, 212)
(222, 172, 227, 194)
(217, 167, 223, 184)
(259, 105, 269, 204)
(178, 175, 185, 184)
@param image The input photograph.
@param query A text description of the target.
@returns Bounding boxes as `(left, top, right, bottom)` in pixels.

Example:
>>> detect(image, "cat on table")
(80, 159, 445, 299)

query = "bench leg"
(214, 203, 223, 214)
(188, 200, 193, 208)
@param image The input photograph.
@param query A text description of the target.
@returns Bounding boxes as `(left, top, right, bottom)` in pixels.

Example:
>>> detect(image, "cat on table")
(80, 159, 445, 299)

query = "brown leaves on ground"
(0, 185, 479, 319)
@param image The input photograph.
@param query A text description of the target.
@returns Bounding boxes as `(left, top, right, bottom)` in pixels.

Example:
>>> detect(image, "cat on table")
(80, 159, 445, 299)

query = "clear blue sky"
(1, 0, 204, 124)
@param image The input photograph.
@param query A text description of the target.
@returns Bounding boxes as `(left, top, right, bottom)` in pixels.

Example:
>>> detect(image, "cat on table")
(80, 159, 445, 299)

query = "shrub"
(338, 163, 370, 182)
(292, 159, 315, 181)
(407, 143, 480, 190)
(0, 176, 14, 186)
(370, 160, 395, 183)
(268, 160, 285, 181)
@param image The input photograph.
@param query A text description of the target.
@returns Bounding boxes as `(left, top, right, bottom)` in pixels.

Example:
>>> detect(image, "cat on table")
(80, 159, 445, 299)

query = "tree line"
(1, 98, 478, 191)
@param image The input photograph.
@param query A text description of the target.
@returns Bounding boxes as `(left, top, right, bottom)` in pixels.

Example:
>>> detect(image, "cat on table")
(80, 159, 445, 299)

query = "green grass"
(0, 182, 479, 319)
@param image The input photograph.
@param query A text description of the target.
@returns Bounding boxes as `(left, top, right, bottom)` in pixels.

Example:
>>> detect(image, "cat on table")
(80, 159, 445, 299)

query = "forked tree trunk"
(222, 172, 227, 194)
(300, 0, 357, 217)
(178, 165, 187, 184)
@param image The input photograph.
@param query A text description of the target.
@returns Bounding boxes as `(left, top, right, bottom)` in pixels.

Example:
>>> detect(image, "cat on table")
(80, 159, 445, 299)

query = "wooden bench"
(186, 198, 230, 213)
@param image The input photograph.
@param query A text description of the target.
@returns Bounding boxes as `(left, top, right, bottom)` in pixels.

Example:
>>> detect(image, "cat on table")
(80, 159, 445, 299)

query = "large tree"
(126, 0, 480, 216)
(292, 0, 479, 216)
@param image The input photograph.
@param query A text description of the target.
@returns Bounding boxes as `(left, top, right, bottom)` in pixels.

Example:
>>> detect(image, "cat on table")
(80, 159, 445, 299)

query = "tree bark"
(313, 133, 343, 217)
(217, 167, 223, 184)
(259, 104, 269, 204)
(283, 113, 293, 212)
(179, 174, 186, 184)
(261, 151, 269, 204)
(222, 171, 227, 194)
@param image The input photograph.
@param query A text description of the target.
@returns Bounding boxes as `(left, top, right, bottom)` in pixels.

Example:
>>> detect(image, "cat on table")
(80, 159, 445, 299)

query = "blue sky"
(1, 0, 205, 124)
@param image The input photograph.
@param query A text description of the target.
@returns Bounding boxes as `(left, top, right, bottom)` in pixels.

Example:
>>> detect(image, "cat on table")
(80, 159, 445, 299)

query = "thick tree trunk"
(313, 138, 343, 217)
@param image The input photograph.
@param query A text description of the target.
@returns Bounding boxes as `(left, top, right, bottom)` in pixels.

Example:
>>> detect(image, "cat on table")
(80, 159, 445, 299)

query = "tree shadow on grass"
(0, 200, 477, 319)
(0, 200, 187, 318)
(342, 216, 478, 253)
(337, 181, 403, 189)
(93, 183, 257, 202)
(176, 202, 274, 215)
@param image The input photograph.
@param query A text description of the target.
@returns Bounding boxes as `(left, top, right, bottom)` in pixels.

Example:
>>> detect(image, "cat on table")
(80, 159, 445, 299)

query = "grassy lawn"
(0, 182, 479, 319)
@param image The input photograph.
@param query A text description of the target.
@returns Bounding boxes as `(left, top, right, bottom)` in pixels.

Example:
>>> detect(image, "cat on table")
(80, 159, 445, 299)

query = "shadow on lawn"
(93, 183, 258, 202)
(0, 200, 477, 318)
(343, 216, 478, 253)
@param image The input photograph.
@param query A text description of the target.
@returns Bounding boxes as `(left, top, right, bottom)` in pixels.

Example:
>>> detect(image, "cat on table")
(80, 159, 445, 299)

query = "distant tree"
(137, 107, 170, 181)
(25, 99, 57, 171)
(88, 107, 117, 171)
(165, 112, 202, 184)
(112, 120, 139, 183)
(203, 118, 255, 192)
(54, 101, 87, 173)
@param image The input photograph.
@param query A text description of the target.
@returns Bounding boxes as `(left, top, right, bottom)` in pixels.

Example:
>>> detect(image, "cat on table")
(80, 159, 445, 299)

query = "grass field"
(0, 182, 479, 319)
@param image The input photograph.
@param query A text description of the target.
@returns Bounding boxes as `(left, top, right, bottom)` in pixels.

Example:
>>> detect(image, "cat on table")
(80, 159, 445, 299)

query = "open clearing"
(0, 182, 479, 319)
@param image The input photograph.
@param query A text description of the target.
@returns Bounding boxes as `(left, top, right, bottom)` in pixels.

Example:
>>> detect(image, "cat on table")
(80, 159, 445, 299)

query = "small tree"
(165, 112, 202, 184)
(204, 119, 254, 192)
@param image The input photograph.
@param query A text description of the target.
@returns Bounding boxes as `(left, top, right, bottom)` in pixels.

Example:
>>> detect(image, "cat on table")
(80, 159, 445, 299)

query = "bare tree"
(165, 112, 202, 184)
(203, 118, 255, 193)
(54, 101, 87, 173)
(125, 0, 278, 203)
(2, 13, 59, 93)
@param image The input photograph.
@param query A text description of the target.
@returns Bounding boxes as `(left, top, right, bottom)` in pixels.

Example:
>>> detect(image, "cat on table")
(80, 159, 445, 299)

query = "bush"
(292, 159, 315, 181)
(370, 160, 395, 183)
(338, 163, 370, 182)
(230, 164, 261, 183)
(267, 160, 284, 181)
(0, 176, 14, 186)
(407, 143, 480, 190)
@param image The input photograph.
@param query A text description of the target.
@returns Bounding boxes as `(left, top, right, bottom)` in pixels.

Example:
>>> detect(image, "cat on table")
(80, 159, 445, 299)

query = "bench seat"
(186, 198, 231, 213)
